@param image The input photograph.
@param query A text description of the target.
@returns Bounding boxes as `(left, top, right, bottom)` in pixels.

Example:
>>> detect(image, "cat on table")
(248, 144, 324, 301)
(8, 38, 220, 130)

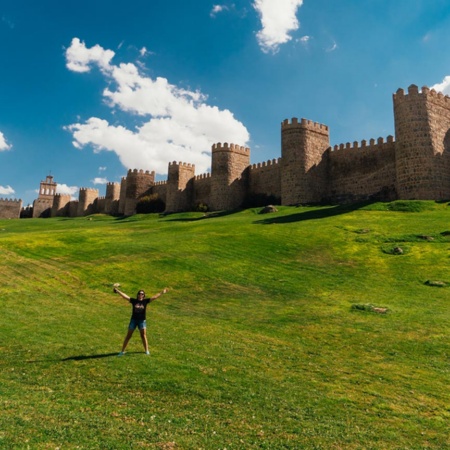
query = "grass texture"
(0, 201, 449, 449)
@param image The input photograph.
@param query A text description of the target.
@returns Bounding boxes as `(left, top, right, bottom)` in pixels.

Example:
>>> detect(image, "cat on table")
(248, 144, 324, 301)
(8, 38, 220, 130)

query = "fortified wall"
(0, 198, 22, 219)
(2, 84, 449, 220)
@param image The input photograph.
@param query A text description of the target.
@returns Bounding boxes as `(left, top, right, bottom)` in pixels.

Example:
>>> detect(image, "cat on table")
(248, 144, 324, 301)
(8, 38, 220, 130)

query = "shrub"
(136, 194, 165, 214)
(242, 193, 280, 209)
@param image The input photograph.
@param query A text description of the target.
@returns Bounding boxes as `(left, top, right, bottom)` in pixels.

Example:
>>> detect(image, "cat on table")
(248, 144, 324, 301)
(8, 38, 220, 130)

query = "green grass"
(0, 201, 449, 449)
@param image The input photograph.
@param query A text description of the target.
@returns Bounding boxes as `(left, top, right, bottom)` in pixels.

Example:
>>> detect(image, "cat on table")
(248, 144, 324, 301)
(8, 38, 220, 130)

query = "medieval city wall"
(327, 137, 397, 203)
(209, 143, 250, 211)
(193, 173, 211, 209)
(0, 198, 22, 219)
(12, 83, 450, 219)
(52, 194, 71, 217)
(124, 169, 155, 216)
(248, 158, 281, 202)
(166, 162, 195, 212)
(77, 188, 99, 216)
(33, 198, 53, 218)
(104, 182, 120, 215)
(152, 181, 168, 203)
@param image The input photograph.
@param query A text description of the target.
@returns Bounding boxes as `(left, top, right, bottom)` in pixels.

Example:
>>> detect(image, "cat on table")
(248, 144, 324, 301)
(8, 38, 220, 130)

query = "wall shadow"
(254, 202, 374, 225)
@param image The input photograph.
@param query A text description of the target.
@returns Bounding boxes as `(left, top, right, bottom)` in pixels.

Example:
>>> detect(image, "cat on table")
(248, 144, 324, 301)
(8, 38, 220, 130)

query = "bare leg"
(121, 329, 134, 353)
(139, 328, 149, 353)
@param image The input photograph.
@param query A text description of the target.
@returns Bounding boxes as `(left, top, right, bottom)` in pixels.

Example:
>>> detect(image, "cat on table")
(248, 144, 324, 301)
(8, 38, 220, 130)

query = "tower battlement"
(168, 161, 195, 168)
(281, 118, 329, 134)
(212, 142, 250, 155)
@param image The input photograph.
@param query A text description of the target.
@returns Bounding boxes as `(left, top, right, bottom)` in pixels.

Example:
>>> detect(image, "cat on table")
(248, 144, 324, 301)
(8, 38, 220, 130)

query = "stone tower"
(33, 175, 57, 218)
(52, 193, 71, 217)
(104, 182, 120, 215)
(124, 169, 155, 216)
(166, 162, 195, 212)
(77, 188, 99, 216)
(281, 118, 330, 205)
(209, 143, 250, 211)
(393, 84, 450, 200)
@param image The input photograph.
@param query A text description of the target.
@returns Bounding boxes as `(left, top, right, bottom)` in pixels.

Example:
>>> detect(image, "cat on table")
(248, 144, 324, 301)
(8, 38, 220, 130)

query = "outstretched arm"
(149, 288, 169, 302)
(114, 287, 131, 301)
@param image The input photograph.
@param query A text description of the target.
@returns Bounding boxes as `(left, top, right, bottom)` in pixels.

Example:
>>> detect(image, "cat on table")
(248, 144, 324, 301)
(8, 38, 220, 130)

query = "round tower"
(124, 169, 155, 215)
(77, 188, 99, 216)
(210, 143, 250, 211)
(281, 118, 330, 205)
(166, 161, 195, 212)
(393, 84, 450, 200)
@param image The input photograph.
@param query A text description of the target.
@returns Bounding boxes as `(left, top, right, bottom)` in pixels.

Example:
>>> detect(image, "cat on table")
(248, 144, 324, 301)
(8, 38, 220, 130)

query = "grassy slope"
(0, 202, 449, 449)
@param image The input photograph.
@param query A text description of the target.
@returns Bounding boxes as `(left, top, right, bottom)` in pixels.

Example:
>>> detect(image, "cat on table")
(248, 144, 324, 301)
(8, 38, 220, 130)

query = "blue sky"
(1, 0, 450, 206)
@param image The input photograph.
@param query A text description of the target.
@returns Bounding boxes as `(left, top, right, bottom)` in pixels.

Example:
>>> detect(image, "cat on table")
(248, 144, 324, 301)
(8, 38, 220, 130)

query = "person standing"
(114, 286, 168, 355)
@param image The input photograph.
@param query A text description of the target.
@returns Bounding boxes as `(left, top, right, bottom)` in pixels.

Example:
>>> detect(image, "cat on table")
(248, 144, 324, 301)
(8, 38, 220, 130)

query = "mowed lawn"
(0, 202, 449, 449)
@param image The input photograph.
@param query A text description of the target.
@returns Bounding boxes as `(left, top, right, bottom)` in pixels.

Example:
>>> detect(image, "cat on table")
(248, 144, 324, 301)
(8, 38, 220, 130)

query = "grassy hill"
(0, 201, 449, 449)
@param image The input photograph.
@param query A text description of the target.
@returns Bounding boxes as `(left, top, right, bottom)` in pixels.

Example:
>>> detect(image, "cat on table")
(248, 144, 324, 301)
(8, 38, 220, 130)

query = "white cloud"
(65, 37, 115, 73)
(65, 38, 249, 174)
(92, 177, 108, 185)
(0, 185, 15, 195)
(0, 131, 12, 151)
(99, 166, 107, 172)
(431, 75, 450, 95)
(253, 0, 304, 53)
(56, 184, 79, 199)
(210, 4, 229, 17)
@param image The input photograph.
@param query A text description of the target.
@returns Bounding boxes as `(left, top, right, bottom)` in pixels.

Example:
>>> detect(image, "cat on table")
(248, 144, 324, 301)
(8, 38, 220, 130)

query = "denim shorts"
(128, 318, 147, 330)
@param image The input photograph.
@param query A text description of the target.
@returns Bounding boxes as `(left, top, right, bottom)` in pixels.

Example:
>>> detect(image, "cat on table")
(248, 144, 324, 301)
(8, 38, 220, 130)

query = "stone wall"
(18, 83, 450, 219)
(281, 118, 330, 205)
(105, 182, 120, 215)
(124, 169, 155, 215)
(0, 198, 22, 219)
(166, 162, 195, 212)
(248, 159, 281, 203)
(193, 173, 211, 209)
(52, 194, 71, 217)
(77, 188, 99, 216)
(327, 137, 397, 203)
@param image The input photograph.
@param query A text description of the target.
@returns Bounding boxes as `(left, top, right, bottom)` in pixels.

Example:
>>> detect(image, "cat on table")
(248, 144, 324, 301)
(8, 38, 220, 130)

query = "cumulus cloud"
(431, 75, 450, 95)
(92, 177, 108, 185)
(65, 38, 249, 174)
(0, 131, 12, 151)
(253, 0, 304, 53)
(56, 183, 79, 199)
(65, 37, 115, 73)
(0, 185, 15, 195)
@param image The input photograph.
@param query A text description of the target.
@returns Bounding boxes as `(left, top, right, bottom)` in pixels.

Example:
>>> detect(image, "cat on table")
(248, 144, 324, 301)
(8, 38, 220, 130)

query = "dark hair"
(137, 290, 145, 297)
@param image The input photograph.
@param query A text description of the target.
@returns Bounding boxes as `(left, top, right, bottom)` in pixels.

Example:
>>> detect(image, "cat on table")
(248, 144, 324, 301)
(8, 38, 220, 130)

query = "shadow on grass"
(61, 352, 120, 361)
(254, 202, 374, 225)
(163, 209, 241, 223)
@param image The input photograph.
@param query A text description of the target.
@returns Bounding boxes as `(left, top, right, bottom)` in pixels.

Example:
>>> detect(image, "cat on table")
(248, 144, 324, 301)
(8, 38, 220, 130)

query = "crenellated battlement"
(211, 142, 250, 154)
(195, 172, 211, 180)
(0, 197, 22, 203)
(153, 180, 168, 186)
(281, 117, 329, 133)
(128, 169, 153, 175)
(168, 161, 195, 168)
(79, 187, 99, 193)
(394, 84, 450, 107)
(250, 158, 281, 170)
(332, 135, 395, 152)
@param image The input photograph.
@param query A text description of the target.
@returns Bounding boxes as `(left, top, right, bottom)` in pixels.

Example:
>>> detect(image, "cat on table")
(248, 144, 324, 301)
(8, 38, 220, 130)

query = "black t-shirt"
(130, 298, 150, 320)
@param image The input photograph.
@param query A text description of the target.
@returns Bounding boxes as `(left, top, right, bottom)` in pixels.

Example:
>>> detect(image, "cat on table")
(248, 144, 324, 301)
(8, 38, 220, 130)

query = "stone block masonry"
(8, 83, 450, 220)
